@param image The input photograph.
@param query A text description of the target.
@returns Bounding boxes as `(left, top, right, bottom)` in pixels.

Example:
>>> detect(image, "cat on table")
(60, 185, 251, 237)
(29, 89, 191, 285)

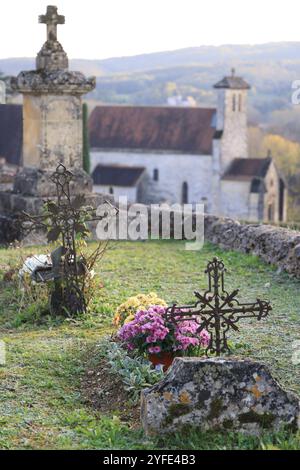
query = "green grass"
(0, 240, 299, 450)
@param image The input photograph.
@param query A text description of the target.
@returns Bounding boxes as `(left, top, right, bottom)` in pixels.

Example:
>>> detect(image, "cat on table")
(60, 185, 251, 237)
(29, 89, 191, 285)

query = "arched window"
(109, 187, 114, 195)
(238, 94, 242, 112)
(153, 168, 159, 181)
(232, 94, 236, 112)
(182, 182, 188, 204)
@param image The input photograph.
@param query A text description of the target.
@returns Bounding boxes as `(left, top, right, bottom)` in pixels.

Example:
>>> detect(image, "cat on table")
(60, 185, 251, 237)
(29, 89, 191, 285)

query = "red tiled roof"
(89, 106, 216, 155)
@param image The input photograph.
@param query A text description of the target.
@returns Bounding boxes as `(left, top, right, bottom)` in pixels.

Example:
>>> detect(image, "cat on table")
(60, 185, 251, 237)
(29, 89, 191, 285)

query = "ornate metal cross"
(165, 257, 272, 356)
(39, 5, 65, 42)
(21, 164, 116, 316)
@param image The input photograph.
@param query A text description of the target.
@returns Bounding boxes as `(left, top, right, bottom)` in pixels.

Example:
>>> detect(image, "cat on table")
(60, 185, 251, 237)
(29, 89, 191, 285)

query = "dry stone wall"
(204, 215, 300, 277)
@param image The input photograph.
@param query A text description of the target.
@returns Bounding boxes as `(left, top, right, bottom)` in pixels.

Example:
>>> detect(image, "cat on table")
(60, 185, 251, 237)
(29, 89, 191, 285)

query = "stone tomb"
(141, 357, 300, 435)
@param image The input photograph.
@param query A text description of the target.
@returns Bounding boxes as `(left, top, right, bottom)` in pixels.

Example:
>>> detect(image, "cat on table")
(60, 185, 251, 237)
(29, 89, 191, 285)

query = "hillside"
(1, 42, 300, 139)
(3, 42, 300, 76)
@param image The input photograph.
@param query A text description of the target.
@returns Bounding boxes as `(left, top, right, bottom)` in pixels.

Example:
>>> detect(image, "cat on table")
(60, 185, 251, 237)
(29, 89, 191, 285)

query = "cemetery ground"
(0, 240, 299, 450)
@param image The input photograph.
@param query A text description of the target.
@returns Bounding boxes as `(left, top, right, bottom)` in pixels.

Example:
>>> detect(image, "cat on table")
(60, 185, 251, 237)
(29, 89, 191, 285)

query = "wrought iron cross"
(39, 5, 65, 42)
(165, 257, 272, 356)
(21, 163, 116, 316)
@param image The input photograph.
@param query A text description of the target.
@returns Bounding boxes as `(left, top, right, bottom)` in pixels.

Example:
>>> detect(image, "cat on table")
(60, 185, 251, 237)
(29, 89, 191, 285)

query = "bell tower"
(214, 69, 250, 172)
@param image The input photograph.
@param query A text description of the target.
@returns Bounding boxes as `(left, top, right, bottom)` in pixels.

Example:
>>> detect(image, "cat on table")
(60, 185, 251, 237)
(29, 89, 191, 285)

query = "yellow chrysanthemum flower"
(113, 292, 167, 326)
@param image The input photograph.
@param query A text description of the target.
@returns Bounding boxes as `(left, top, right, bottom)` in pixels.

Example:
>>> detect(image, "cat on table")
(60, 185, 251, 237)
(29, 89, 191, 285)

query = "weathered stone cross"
(39, 5, 65, 42)
(166, 257, 272, 356)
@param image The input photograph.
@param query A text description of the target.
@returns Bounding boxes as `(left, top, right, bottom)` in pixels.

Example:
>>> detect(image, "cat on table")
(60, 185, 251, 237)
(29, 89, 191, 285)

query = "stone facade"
(94, 183, 138, 204)
(220, 159, 287, 222)
(92, 150, 212, 207)
(263, 159, 286, 222)
(215, 89, 249, 171)
(141, 357, 299, 435)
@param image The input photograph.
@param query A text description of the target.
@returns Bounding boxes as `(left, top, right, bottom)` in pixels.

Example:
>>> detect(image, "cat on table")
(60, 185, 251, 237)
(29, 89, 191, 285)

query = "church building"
(89, 71, 287, 222)
(0, 70, 287, 223)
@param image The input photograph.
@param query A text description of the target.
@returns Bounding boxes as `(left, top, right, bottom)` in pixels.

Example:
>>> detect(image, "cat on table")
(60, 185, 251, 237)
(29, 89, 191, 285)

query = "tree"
(82, 103, 91, 174)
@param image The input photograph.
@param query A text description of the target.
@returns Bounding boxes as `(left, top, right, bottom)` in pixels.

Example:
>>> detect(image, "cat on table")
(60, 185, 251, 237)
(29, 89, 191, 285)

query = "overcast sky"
(1, 0, 300, 60)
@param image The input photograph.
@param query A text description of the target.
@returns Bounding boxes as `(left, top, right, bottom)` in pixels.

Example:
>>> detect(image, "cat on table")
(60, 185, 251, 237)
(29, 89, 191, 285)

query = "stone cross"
(166, 257, 272, 356)
(39, 5, 65, 42)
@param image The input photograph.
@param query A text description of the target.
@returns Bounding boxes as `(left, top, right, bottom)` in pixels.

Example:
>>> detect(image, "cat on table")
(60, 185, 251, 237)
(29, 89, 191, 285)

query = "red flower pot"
(148, 351, 175, 372)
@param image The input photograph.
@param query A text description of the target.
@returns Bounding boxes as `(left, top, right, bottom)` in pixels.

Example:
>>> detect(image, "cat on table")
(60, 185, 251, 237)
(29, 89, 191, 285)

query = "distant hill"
(1, 42, 300, 140)
(2, 42, 300, 76)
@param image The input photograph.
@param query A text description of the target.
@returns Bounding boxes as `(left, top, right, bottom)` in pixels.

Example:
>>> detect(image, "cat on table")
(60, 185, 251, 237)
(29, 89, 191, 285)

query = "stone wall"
(220, 180, 252, 220)
(0, 215, 21, 244)
(2, 197, 300, 279)
(94, 183, 138, 204)
(91, 150, 213, 207)
(204, 214, 300, 277)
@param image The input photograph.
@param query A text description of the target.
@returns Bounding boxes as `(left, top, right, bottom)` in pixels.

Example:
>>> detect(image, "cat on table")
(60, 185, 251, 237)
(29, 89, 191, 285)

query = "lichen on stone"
(141, 357, 300, 436)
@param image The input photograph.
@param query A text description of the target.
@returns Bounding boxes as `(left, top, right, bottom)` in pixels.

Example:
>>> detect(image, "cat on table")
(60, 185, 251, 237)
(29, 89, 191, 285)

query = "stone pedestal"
(0, 165, 101, 214)
(16, 71, 95, 172)
(13, 167, 92, 198)
(141, 357, 300, 436)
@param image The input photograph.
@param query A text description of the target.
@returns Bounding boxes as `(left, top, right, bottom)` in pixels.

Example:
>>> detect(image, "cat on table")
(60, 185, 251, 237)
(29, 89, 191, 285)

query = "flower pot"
(148, 351, 175, 372)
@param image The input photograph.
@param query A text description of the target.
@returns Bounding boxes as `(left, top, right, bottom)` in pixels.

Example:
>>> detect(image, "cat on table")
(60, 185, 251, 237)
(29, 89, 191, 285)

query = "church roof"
(214, 71, 250, 90)
(222, 157, 272, 182)
(0, 104, 23, 165)
(92, 164, 146, 187)
(89, 106, 217, 155)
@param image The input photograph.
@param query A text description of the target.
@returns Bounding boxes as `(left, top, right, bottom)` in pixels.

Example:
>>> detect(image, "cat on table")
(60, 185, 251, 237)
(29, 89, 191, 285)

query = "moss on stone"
(223, 419, 234, 429)
(208, 398, 224, 420)
(239, 410, 275, 429)
(165, 403, 191, 424)
(197, 390, 211, 408)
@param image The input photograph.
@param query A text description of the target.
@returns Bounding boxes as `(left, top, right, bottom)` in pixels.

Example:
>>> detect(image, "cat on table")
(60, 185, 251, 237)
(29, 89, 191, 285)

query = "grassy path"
(0, 241, 299, 449)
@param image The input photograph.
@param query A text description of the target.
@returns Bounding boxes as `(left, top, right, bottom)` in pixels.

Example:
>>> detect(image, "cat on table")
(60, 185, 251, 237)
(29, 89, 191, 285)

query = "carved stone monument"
(0, 6, 100, 219)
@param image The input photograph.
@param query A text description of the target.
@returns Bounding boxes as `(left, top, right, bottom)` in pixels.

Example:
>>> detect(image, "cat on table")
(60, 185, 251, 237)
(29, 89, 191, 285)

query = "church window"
(153, 168, 159, 181)
(238, 94, 242, 112)
(182, 182, 188, 204)
(232, 94, 236, 112)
